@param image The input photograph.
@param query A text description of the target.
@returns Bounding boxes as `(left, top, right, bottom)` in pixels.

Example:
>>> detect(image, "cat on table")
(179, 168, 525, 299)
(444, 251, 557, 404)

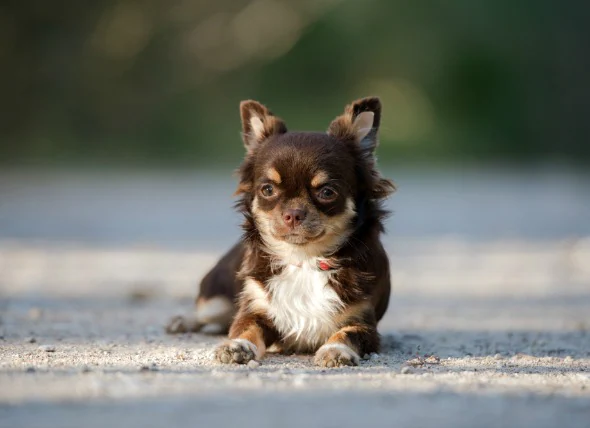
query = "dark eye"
(317, 186, 337, 201)
(260, 184, 274, 197)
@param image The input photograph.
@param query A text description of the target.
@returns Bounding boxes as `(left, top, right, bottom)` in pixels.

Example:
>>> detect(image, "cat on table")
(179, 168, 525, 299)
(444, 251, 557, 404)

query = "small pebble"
(26, 337, 37, 344)
(247, 360, 261, 369)
(370, 353, 380, 360)
(81, 366, 92, 373)
(406, 357, 424, 367)
(38, 345, 55, 352)
(25, 367, 36, 373)
(564, 356, 574, 363)
(493, 353, 503, 360)
(400, 366, 413, 374)
(424, 355, 441, 364)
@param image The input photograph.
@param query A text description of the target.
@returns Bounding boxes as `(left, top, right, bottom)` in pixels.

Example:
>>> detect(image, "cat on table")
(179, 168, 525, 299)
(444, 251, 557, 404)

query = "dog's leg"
(313, 325, 377, 367)
(314, 303, 379, 368)
(166, 296, 234, 334)
(215, 311, 278, 364)
(166, 242, 244, 335)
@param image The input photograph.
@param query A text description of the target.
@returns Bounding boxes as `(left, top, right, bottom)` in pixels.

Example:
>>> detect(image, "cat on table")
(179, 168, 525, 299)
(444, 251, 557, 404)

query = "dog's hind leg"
(166, 296, 234, 334)
(165, 242, 244, 335)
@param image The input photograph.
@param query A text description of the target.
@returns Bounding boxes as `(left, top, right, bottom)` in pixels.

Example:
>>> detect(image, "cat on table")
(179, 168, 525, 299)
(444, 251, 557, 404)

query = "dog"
(166, 97, 395, 367)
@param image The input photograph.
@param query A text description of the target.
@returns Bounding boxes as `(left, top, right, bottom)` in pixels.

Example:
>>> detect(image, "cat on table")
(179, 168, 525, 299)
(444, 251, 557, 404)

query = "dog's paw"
(165, 315, 201, 334)
(314, 344, 360, 368)
(215, 339, 257, 364)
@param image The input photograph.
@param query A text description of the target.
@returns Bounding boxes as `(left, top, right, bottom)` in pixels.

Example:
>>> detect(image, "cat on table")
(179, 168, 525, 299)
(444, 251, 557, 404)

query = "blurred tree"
(0, 0, 588, 166)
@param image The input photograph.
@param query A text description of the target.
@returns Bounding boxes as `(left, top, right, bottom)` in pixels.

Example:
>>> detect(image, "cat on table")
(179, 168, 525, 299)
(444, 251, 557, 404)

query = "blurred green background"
(1, 0, 588, 167)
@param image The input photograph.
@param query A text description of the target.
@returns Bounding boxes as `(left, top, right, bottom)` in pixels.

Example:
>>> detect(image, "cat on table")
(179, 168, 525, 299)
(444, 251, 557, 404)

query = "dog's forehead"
(256, 132, 352, 180)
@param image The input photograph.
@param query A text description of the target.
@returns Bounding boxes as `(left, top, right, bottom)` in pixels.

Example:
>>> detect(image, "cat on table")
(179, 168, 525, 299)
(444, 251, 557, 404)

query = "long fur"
(168, 97, 395, 368)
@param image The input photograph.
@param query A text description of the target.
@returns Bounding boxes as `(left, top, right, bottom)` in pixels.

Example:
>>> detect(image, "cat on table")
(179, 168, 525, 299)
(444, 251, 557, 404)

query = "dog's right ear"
(240, 100, 287, 153)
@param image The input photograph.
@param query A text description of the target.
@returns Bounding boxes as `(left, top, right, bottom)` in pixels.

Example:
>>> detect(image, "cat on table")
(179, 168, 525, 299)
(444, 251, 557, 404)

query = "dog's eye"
(317, 186, 337, 201)
(260, 184, 274, 197)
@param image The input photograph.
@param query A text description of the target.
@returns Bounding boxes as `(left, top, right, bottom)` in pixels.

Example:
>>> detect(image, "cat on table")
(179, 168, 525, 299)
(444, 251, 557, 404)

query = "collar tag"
(317, 259, 335, 271)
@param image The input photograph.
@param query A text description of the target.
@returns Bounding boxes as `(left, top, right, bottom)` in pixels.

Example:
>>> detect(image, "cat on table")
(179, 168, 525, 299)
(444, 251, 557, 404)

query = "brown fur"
(167, 97, 395, 367)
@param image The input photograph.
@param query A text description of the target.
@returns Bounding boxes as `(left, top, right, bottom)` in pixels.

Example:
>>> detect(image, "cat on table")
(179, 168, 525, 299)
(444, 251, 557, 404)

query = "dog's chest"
(265, 263, 343, 351)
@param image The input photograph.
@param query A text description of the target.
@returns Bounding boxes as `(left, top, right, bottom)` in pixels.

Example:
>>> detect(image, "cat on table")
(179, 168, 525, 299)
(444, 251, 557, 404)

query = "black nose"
(283, 208, 306, 228)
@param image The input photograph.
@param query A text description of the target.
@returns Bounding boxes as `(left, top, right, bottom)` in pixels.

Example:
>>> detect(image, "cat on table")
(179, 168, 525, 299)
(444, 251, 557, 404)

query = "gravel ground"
(1, 168, 589, 427)
(1, 240, 589, 428)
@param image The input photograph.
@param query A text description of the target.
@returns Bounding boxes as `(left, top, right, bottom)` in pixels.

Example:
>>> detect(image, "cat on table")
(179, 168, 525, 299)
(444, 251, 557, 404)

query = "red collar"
(316, 259, 336, 271)
(289, 258, 338, 271)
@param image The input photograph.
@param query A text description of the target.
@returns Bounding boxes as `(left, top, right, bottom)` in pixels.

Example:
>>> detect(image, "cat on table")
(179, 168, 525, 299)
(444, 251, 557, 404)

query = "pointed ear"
(327, 97, 381, 154)
(240, 100, 287, 153)
(329, 97, 395, 199)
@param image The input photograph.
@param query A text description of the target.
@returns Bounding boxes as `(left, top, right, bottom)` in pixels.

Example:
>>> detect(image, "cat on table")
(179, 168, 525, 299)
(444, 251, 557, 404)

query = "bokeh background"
(2, 0, 590, 167)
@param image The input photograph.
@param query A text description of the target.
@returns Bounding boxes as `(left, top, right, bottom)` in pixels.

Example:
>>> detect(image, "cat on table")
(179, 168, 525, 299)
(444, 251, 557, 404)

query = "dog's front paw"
(215, 339, 258, 364)
(314, 344, 360, 368)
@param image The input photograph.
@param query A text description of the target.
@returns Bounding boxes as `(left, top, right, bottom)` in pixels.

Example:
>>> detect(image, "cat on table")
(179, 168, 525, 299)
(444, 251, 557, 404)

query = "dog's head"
(236, 97, 395, 260)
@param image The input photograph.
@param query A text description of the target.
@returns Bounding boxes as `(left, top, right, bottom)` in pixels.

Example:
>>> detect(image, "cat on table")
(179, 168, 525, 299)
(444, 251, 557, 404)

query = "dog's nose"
(282, 208, 306, 228)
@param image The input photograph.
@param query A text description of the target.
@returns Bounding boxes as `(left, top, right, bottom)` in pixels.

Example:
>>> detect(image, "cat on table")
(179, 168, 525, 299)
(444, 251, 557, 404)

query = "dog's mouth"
(275, 229, 326, 245)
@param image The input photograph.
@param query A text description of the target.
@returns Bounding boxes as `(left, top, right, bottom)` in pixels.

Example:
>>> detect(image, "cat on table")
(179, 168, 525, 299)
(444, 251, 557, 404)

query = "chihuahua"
(167, 97, 395, 367)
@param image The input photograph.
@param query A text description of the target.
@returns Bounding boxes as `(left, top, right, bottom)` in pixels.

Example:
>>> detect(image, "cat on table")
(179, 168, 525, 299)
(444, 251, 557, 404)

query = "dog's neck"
(287, 257, 338, 271)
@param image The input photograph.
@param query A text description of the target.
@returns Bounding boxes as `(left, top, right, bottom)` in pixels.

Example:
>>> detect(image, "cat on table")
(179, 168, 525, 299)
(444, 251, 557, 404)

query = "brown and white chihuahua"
(167, 97, 395, 367)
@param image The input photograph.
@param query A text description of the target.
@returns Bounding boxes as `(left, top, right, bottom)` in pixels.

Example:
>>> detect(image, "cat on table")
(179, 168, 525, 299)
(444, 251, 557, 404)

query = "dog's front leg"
(314, 303, 379, 368)
(215, 310, 277, 364)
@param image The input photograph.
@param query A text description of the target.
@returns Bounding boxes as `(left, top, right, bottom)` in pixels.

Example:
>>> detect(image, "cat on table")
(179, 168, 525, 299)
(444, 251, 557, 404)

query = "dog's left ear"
(327, 97, 381, 155)
(240, 100, 287, 154)
(328, 97, 395, 199)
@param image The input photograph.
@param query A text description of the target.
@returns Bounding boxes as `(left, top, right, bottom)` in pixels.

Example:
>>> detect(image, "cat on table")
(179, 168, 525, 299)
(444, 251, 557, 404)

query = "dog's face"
(236, 97, 394, 259)
(252, 132, 357, 249)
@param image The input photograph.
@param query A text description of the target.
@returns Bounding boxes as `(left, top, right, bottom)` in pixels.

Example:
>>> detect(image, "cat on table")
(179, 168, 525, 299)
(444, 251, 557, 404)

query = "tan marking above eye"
(311, 171, 329, 188)
(267, 167, 282, 184)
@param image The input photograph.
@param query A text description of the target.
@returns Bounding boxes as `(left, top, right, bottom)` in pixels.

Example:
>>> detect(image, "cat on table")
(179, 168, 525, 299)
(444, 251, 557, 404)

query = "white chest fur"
(244, 262, 343, 351)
